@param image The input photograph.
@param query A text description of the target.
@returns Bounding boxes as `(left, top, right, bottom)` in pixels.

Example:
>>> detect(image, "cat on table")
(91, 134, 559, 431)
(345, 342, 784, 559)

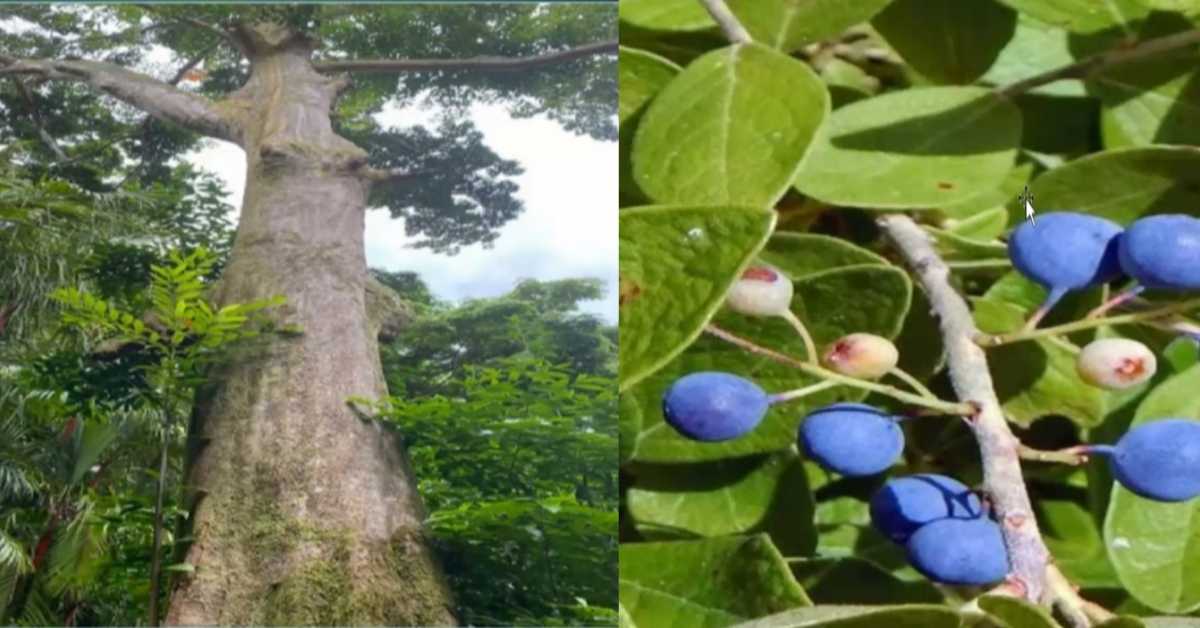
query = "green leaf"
(993, 0, 1149, 34)
(619, 602, 637, 628)
(619, 0, 715, 32)
(1089, 26, 1200, 148)
(1104, 363, 1200, 613)
(1029, 146, 1200, 224)
(165, 562, 195, 573)
(794, 87, 1022, 209)
(973, 296, 1106, 427)
(618, 205, 776, 392)
(1038, 497, 1119, 588)
(619, 535, 811, 628)
(980, 15, 1088, 97)
(731, 605, 962, 628)
(787, 558, 945, 605)
(70, 420, 121, 486)
(632, 43, 830, 208)
(626, 448, 816, 555)
(757, 232, 888, 281)
(948, 207, 1009, 242)
(977, 595, 1060, 628)
(726, 0, 893, 52)
(626, 265, 912, 463)
(872, 0, 1017, 85)
(620, 47, 681, 207)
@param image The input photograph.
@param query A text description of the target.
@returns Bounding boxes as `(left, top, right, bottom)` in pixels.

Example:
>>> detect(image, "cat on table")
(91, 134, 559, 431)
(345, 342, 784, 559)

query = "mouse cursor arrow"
(1020, 185, 1036, 226)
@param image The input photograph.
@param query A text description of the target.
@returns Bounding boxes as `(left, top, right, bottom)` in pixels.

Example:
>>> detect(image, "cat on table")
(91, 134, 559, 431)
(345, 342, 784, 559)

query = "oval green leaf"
(732, 605, 961, 628)
(618, 205, 776, 392)
(977, 595, 1060, 628)
(618, 0, 714, 31)
(1104, 363, 1200, 613)
(1029, 146, 1200, 225)
(620, 48, 681, 206)
(619, 535, 811, 628)
(632, 43, 830, 208)
(757, 232, 888, 280)
(872, 0, 1017, 85)
(994, 0, 1149, 34)
(794, 87, 1022, 209)
(726, 0, 893, 52)
(626, 448, 816, 555)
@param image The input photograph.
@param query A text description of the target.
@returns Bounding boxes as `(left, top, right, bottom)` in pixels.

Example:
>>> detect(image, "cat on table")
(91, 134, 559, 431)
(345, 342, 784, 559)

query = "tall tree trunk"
(166, 24, 455, 625)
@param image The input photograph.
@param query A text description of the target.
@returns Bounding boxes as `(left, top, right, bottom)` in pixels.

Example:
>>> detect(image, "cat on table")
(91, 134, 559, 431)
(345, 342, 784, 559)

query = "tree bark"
(163, 24, 455, 625)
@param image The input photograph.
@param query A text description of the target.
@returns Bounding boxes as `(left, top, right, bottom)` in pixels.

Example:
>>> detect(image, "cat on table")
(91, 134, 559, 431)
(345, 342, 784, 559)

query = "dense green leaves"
(620, 535, 810, 627)
(618, 205, 776, 392)
(632, 43, 829, 208)
(794, 87, 1022, 208)
(1105, 364, 1200, 613)
(1030, 146, 1200, 224)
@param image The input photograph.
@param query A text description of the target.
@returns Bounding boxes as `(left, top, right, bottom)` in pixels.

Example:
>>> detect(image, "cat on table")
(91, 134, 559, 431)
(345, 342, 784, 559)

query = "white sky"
(185, 103, 617, 322)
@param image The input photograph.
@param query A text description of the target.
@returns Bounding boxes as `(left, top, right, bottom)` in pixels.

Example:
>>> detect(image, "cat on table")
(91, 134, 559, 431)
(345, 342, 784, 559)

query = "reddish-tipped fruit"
(725, 264, 793, 317)
(1076, 338, 1156, 390)
(822, 333, 899, 380)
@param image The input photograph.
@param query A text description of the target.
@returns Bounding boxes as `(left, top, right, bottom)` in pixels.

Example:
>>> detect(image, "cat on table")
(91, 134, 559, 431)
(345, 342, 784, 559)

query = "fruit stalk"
(878, 214, 1054, 601)
(978, 296, 1200, 347)
(704, 324, 974, 415)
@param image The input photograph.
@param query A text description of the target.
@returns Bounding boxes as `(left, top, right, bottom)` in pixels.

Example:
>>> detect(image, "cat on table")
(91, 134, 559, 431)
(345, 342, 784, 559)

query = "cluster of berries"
(659, 257, 1200, 585)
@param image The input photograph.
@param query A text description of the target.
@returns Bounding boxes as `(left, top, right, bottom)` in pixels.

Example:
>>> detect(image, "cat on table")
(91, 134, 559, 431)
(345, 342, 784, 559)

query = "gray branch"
(0, 57, 242, 144)
(877, 214, 1052, 601)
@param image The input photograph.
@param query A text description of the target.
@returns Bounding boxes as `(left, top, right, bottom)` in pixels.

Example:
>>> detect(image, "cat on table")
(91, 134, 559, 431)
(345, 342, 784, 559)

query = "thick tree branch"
(0, 57, 241, 144)
(312, 39, 617, 74)
(1001, 28, 1200, 96)
(878, 215, 1054, 602)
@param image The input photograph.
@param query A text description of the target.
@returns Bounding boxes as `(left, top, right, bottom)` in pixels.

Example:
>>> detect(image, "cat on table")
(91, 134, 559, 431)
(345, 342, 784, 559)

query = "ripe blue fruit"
(1099, 419, 1200, 502)
(662, 372, 769, 442)
(906, 518, 1009, 586)
(870, 474, 983, 544)
(1008, 212, 1124, 326)
(1118, 214, 1200, 291)
(799, 403, 904, 476)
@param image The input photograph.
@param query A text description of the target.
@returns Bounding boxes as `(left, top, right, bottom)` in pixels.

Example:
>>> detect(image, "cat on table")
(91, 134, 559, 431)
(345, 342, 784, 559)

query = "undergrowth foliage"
(619, 0, 1200, 626)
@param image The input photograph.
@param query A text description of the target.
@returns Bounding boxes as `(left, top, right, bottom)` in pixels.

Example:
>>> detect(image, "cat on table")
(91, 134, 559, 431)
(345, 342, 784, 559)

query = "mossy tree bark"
(1, 20, 616, 624)
(164, 24, 456, 625)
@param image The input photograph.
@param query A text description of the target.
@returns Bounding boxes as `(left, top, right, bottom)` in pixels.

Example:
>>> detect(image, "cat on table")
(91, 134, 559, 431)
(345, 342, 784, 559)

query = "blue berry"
(662, 372, 769, 442)
(799, 403, 904, 476)
(1008, 212, 1123, 323)
(1106, 419, 1200, 502)
(870, 474, 983, 544)
(905, 518, 1009, 586)
(1118, 214, 1200, 291)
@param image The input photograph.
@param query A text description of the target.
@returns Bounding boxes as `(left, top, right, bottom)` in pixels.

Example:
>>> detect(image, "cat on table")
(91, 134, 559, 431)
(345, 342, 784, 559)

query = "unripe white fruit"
(1077, 338, 1156, 390)
(822, 333, 899, 379)
(725, 264, 793, 317)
